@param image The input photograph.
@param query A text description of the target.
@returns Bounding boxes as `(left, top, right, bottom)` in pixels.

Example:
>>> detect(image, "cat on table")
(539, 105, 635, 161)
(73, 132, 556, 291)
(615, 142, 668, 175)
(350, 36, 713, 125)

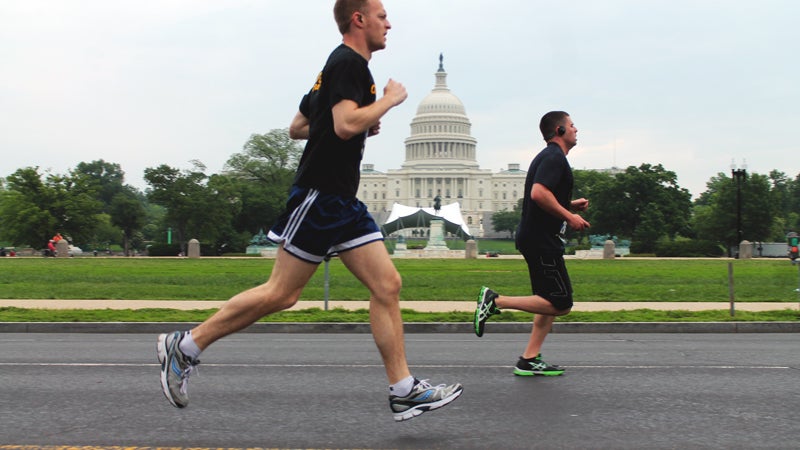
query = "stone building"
(360, 55, 526, 237)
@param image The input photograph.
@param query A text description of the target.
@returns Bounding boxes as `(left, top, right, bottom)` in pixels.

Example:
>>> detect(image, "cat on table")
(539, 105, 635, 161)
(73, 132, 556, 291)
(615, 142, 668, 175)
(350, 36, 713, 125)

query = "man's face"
(361, 0, 391, 52)
(562, 117, 578, 149)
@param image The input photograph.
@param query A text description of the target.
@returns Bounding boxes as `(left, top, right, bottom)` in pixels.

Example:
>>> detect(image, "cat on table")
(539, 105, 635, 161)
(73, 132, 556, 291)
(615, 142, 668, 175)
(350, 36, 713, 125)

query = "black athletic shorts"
(521, 251, 573, 311)
(268, 186, 383, 264)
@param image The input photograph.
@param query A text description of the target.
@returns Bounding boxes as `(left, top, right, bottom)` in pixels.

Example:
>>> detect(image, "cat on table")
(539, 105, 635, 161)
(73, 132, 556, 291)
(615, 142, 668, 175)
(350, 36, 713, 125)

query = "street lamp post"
(731, 160, 747, 256)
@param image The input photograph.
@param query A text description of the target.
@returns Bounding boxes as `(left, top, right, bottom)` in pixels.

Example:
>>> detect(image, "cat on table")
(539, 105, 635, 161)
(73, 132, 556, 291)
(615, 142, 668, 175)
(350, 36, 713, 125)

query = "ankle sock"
(178, 331, 202, 360)
(389, 375, 415, 397)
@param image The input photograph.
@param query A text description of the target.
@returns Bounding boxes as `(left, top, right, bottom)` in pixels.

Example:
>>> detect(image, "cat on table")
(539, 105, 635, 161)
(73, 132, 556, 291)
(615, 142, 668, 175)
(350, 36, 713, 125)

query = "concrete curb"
(1, 321, 798, 333)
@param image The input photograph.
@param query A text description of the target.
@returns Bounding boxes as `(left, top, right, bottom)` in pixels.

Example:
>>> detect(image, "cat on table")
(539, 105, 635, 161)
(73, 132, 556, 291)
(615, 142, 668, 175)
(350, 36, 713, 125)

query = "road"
(1, 333, 798, 449)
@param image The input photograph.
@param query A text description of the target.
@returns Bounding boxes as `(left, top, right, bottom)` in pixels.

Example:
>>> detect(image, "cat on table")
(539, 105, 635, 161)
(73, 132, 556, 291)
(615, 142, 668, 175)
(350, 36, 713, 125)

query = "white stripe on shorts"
(283, 189, 319, 243)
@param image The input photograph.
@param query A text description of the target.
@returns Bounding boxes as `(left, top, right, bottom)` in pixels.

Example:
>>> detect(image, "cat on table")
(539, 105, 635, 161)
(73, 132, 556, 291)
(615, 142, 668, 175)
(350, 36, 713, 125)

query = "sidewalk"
(0, 299, 796, 312)
(3, 299, 798, 334)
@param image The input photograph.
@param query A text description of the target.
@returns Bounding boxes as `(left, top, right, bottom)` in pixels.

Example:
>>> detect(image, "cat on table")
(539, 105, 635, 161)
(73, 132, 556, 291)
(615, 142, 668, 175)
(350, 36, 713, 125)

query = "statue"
(433, 195, 442, 214)
(249, 228, 270, 246)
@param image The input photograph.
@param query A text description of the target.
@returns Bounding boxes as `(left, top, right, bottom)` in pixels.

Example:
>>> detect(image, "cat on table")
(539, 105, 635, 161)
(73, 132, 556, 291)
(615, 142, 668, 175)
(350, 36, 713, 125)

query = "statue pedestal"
(426, 219, 449, 250)
(422, 219, 452, 256)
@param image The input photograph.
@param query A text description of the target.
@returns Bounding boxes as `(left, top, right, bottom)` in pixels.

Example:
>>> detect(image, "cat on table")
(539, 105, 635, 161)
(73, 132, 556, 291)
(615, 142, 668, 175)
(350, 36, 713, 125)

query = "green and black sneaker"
(513, 354, 565, 376)
(474, 286, 501, 337)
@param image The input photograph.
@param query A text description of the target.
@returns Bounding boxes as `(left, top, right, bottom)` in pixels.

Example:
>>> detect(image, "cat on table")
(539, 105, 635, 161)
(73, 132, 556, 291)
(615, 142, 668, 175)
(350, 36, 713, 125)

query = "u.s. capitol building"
(360, 56, 525, 238)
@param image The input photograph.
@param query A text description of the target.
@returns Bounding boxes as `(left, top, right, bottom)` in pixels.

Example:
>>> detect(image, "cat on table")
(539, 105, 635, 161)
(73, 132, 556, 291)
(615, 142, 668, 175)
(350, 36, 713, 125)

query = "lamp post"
(731, 160, 747, 255)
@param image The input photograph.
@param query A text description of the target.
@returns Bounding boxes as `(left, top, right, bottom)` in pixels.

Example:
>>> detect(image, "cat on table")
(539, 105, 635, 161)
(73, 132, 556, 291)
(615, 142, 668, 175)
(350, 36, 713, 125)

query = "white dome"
(416, 88, 467, 116)
(415, 57, 467, 116)
(403, 54, 477, 167)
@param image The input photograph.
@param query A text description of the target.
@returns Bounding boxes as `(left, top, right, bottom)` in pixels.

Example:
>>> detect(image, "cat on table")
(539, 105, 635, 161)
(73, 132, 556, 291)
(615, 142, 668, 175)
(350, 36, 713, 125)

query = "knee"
(554, 307, 571, 316)
(386, 271, 402, 297)
(253, 282, 300, 312)
(374, 271, 402, 301)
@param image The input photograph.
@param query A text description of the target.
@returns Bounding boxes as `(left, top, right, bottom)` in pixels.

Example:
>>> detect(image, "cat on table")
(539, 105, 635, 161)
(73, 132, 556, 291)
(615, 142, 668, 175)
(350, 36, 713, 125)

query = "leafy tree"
(693, 172, 778, 254)
(491, 209, 520, 238)
(572, 170, 613, 243)
(110, 187, 147, 256)
(225, 129, 302, 185)
(222, 129, 304, 235)
(144, 161, 236, 252)
(73, 160, 125, 211)
(590, 164, 692, 250)
(0, 167, 103, 248)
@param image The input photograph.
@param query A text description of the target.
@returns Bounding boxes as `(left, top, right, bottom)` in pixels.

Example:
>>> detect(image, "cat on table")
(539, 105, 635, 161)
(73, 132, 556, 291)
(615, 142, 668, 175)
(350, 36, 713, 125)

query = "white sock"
(389, 375, 415, 397)
(178, 330, 202, 360)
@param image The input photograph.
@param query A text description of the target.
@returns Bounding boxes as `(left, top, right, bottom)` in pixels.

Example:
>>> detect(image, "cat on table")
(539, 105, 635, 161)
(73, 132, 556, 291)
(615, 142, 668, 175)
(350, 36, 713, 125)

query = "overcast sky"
(1, 0, 797, 199)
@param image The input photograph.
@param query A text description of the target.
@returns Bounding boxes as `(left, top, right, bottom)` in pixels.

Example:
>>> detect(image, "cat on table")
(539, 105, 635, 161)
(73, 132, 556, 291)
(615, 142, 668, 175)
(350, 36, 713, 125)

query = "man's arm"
(289, 111, 309, 140)
(532, 183, 590, 231)
(331, 78, 407, 141)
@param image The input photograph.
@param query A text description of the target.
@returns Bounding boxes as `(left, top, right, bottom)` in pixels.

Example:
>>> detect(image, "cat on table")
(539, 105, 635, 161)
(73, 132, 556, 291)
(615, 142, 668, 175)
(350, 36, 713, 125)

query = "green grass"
(2, 257, 796, 301)
(1, 257, 798, 322)
(1, 307, 797, 323)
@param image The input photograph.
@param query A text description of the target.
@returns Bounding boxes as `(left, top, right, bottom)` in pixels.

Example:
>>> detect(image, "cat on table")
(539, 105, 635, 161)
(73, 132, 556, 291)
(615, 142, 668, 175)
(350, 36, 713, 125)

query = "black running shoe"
(513, 354, 565, 376)
(474, 286, 501, 337)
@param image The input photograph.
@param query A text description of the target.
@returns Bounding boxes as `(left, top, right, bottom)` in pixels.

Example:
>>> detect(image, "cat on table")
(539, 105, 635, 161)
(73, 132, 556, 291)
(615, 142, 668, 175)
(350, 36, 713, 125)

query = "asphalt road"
(1, 333, 798, 449)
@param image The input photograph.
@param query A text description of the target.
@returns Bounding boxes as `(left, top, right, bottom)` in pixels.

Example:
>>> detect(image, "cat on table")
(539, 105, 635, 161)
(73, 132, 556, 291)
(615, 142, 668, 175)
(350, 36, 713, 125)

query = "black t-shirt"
(293, 44, 376, 198)
(515, 143, 574, 253)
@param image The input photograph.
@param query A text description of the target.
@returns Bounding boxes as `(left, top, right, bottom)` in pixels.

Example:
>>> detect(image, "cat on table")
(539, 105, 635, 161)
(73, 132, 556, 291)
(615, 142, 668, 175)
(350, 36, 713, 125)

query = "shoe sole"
(392, 386, 463, 422)
(513, 368, 565, 377)
(157, 332, 184, 408)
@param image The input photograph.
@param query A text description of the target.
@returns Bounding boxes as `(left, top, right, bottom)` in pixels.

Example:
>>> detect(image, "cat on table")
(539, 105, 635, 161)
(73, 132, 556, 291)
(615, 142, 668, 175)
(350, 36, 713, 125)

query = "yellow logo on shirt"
(312, 72, 322, 91)
(370, 84, 376, 95)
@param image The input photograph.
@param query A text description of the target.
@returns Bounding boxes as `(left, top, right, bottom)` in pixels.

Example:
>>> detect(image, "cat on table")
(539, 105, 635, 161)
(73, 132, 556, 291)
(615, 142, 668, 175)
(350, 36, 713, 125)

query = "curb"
(1, 321, 798, 333)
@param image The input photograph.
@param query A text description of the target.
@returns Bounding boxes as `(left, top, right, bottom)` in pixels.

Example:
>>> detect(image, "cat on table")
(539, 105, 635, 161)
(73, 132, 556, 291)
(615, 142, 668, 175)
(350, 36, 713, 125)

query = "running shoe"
(389, 379, 463, 422)
(157, 331, 200, 408)
(474, 286, 501, 337)
(513, 354, 565, 376)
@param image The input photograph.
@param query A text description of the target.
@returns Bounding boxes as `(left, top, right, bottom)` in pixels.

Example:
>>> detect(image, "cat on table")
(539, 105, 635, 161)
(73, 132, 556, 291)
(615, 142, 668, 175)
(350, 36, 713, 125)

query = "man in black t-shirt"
(157, 0, 461, 422)
(474, 111, 590, 376)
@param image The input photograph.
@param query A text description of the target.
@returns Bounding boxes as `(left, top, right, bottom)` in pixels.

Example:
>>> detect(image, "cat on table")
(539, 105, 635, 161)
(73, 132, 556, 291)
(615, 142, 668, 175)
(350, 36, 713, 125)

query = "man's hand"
(383, 78, 407, 107)
(567, 213, 591, 231)
(571, 198, 589, 212)
(368, 121, 381, 137)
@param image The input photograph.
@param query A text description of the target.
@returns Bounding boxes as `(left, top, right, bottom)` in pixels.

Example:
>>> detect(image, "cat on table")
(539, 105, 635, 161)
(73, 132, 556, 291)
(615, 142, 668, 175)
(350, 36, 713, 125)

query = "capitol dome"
(403, 54, 477, 168)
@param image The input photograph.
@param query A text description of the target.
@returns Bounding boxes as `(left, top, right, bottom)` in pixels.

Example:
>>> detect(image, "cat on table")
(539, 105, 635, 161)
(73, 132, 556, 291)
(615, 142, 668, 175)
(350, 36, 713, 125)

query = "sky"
(1, 0, 798, 199)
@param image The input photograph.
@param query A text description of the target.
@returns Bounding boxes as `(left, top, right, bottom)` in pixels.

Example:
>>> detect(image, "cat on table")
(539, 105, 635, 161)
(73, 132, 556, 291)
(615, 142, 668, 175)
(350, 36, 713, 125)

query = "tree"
(222, 129, 304, 235)
(491, 209, 521, 238)
(572, 170, 613, 243)
(694, 172, 779, 253)
(224, 129, 302, 185)
(110, 187, 147, 256)
(0, 167, 102, 247)
(144, 162, 235, 252)
(72, 160, 125, 211)
(590, 164, 692, 250)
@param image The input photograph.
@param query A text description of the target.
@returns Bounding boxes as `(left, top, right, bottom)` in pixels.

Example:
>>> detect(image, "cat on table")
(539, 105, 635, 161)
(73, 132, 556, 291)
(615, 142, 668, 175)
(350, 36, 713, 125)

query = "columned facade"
(360, 55, 526, 237)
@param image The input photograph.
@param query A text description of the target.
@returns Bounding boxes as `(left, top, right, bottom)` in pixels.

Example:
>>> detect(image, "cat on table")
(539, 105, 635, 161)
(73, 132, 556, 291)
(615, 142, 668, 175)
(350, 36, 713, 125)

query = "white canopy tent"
(381, 202, 472, 239)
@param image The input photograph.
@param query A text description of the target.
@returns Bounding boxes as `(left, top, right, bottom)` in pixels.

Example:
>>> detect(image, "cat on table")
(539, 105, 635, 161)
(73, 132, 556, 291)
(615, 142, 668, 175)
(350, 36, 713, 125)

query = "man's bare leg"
(338, 241, 410, 384)
(190, 245, 319, 350)
(522, 313, 556, 358)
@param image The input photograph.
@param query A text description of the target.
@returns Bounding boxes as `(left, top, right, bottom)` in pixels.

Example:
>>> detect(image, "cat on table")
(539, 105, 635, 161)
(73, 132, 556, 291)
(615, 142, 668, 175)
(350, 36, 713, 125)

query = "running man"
(157, 0, 462, 421)
(474, 111, 589, 376)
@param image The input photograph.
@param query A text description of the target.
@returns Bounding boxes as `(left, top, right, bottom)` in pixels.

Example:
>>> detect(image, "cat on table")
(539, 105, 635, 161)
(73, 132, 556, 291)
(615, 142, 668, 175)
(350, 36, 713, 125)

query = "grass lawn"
(1, 257, 798, 322)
